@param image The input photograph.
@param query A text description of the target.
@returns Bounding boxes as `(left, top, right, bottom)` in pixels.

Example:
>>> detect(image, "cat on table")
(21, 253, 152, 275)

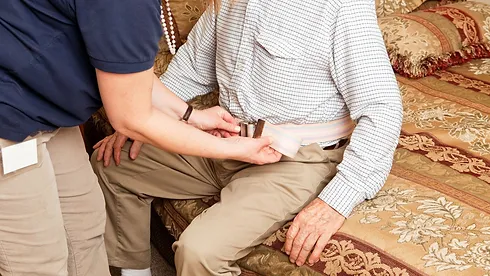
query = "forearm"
(319, 101, 403, 217)
(97, 68, 231, 159)
(117, 106, 230, 159)
(151, 75, 188, 120)
(325, 0, 404, 216)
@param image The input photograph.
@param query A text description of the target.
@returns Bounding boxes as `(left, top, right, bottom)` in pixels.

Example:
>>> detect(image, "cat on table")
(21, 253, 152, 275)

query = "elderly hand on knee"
(284, 198, 346, 267)
(93, 132, 142, 167)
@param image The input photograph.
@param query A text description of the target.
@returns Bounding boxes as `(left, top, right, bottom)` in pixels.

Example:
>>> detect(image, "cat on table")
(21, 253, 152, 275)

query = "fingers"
(219, 130, 231, 138)
(284, 223, 299, 255)
(253, 139, 281, 165)
(221, 110, 239, 125)
(262, 146, 282, 164)
(103, 135, 116, 167)
(207, 129, 234, 138)
(214, 108, 240, 133)
(228, 136, 278, 165)
(264, 147, 275, 154)
(288, 229, 308, 264)
(113, 134, 128, 165)
(308, 233, 331, 266)
(295, 233, 319, 266)
(217, 120, 241, 134)
(129, 141, 143, 160)
(96, 137, 109, 161)
(93, 139, 103, 149)
(207, 130, 221, 137)
(213, 106, 235, 122)
(273, 150, 282, 160)
(256, 136, 274, 147)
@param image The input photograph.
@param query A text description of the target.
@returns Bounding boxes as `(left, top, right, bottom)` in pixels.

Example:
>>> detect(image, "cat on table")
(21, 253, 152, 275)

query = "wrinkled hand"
(284, 198, 346, 266)
(189, 106, 240, 137)
(225, 136, 282, 165)
(93, 132, 143, 167)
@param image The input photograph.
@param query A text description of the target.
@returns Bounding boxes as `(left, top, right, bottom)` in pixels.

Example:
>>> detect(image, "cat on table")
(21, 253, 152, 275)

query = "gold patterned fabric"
(156, 0, 208, 53)
(167, 0, 207, 41)
(375, 0, 432, 17)
(415, 0, 466, 11)
(379, 1, 490, 78)
(153, 61, 490, 275)
(375, 0, 426, 17)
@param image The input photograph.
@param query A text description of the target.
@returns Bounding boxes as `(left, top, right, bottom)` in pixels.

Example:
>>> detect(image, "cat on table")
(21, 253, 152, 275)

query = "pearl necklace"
(160, 0, 176, 55)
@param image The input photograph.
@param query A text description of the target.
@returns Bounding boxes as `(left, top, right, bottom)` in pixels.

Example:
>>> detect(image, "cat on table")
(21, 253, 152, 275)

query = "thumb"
(220, 109, 237, 124)
(218, 120, 241, 133)
(130, 141, 143, 160)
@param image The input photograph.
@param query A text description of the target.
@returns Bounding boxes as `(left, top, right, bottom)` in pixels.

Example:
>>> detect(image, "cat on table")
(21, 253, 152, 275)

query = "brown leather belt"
(323, 138, 349, 150)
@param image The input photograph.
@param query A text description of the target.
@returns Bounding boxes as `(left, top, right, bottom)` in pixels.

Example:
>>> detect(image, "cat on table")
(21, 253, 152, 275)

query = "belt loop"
(239, 122, 257, 137)
(240, 122, 248, 137)
(246, 124, 255, 138)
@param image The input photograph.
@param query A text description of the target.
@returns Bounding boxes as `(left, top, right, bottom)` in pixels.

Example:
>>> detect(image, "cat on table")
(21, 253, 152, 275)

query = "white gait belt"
(240, 116, 356, 158)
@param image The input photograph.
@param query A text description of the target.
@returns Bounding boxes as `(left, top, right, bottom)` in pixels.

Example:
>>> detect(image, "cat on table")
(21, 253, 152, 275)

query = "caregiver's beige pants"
(0, 127, 109, 276)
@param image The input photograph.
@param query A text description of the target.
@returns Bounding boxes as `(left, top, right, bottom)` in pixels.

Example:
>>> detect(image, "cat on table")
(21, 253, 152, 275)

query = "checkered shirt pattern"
(160, 0, 403, 217)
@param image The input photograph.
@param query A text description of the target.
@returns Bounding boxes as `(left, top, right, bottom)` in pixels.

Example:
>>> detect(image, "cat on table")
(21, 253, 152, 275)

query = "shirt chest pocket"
(255, 33, 304, 60)
(250, 34, 307, 100)
(249, 31, 333, 106)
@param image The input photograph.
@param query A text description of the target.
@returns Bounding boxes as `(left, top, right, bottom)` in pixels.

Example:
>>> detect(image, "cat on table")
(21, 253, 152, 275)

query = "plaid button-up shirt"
(160, 0, 403, 216)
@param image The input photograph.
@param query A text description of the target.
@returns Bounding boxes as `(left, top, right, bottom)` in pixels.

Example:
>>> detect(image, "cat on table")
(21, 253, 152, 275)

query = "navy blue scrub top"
(0, 0, 163, 141)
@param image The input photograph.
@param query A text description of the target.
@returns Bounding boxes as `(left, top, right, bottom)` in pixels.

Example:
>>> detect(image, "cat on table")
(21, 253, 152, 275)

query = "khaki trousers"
(0, 127, 110, 276)
(92, 141, 345, 276)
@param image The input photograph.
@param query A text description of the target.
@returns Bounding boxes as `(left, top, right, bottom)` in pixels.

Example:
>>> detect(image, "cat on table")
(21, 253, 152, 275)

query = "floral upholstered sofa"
(84, 0, 490, 275)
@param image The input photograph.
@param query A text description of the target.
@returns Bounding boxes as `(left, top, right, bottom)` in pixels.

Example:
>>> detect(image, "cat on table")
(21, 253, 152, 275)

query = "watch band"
(182, 105, 193, 122)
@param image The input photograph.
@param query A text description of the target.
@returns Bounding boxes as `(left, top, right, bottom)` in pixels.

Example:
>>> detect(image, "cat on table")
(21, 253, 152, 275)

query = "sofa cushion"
(168, 0, 207, 41)
(379, 1, 490, 78)
(153, 62, 490, 275)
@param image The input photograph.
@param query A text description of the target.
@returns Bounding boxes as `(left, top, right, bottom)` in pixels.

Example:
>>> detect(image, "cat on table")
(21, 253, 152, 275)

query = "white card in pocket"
(1, 139, 38, 174)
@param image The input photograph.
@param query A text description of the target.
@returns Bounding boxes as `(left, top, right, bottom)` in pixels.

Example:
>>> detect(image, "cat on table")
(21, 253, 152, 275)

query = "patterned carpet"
(110, 246, 176, 276)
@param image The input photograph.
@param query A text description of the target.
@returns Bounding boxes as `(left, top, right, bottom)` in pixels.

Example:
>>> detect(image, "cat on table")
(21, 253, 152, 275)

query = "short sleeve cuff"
(318, 177, 366, 217)
(90, 58, 156, 74)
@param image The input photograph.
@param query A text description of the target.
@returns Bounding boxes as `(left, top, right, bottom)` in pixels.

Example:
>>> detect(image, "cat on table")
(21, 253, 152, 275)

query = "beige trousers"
(92, 141, 345, 276)
(0, 127, 110, 276)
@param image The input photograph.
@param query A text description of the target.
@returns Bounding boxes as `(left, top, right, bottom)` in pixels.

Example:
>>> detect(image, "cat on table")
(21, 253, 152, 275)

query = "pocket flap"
(255, 34, 304, 59)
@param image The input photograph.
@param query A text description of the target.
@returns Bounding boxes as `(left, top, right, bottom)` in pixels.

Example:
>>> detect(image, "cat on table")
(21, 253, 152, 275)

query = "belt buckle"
(239, 122, 256, 138)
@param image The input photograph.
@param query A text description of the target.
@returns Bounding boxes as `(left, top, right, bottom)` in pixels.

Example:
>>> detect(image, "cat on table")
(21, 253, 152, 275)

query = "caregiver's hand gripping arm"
(95, 68, 281, 165)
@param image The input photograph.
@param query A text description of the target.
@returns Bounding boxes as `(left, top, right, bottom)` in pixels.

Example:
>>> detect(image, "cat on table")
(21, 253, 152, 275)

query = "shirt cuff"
(90, 58, 155, 74)
(318, 177, 366, 217)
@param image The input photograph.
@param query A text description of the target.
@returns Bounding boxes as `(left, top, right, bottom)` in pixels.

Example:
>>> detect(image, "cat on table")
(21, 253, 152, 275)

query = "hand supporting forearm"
(96, 67, 279, 165)
(97, 68, 227, 159)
